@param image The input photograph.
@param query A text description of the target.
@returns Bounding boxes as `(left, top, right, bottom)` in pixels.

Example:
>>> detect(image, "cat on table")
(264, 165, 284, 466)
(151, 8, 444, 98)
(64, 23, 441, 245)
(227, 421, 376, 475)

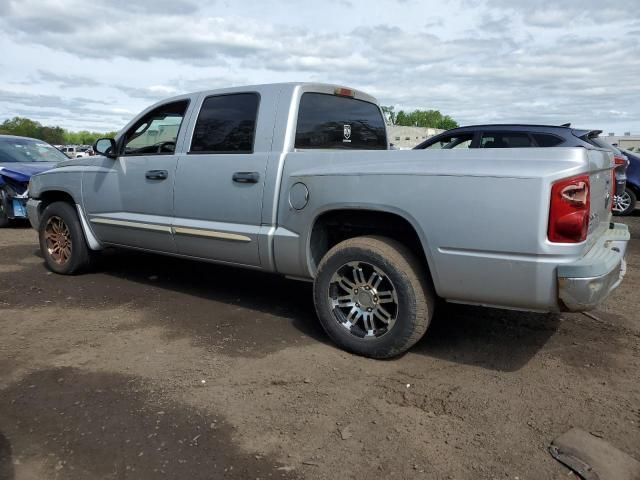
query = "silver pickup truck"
(27, 82, 630, 358)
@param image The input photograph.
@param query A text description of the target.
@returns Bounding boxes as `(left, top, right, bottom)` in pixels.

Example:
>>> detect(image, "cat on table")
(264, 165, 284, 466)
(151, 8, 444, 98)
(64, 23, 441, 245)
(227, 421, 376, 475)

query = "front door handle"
(232, 172, 260, 184)
(146, 170, 168, 180)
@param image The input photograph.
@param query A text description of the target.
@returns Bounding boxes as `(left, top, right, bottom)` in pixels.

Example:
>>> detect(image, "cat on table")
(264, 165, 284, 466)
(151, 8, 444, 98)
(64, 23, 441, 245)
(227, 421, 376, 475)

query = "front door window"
(122, 100, 189, 155)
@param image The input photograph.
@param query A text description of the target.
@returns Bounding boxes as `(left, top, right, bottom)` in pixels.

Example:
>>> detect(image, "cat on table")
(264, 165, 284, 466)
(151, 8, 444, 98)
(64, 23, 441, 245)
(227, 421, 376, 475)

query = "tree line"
(381, 106, 458, 130)
(0, 117, 117, 146)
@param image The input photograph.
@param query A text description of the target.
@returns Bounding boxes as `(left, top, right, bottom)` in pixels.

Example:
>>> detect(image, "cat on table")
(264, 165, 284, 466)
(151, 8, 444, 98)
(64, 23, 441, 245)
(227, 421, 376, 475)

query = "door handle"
(145, 170, 168, 180)
(232, 172, 260, 184)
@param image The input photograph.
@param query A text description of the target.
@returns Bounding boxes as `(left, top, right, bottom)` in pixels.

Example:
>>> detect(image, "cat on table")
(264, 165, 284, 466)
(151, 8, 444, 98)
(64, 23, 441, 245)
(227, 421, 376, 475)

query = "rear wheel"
(313, 236, 435, 358)
(613, 188, 637, 216)
(38, 201, 92, 274)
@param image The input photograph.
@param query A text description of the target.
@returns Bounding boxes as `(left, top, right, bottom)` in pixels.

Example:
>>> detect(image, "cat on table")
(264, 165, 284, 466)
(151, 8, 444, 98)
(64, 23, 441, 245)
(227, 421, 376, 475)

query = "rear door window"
(532, 133, 563, 147)
(480, 132, 533, 148)
(424, 133, 473, 149)
(295, 93, 387, 150)
(190, 93, 259, 154)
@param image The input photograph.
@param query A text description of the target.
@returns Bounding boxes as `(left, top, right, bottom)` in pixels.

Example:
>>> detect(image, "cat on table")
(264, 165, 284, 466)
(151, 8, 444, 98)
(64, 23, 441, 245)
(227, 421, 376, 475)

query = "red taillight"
(611, 168, 616, 211)
(548, 174, 590, 243)
(614, 154, 627, 167)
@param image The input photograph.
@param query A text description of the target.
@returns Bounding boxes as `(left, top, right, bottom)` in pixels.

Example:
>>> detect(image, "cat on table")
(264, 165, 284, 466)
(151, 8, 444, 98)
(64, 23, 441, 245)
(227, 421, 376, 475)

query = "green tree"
(40, 126, 66, 145)
(392, 109, 459, 130)
(0, 117, 43, 138)
(0, 116, 117, 145)
(395, 110, 408, 126)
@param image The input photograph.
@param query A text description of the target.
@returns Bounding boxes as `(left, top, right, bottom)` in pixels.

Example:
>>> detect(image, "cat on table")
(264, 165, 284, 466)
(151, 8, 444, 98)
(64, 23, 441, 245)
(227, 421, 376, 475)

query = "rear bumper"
(558, 223, 630, 311)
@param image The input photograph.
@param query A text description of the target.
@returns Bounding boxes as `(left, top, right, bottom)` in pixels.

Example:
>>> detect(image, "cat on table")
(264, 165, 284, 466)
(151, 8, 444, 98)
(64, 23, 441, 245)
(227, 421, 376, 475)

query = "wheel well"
(310, 209, 431, 276)
(39, 191, 76, 209)
(626, 182, 640, 198)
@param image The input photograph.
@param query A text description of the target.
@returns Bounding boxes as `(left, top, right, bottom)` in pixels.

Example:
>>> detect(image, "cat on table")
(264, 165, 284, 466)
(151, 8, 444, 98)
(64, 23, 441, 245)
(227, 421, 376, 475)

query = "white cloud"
(0, 0, 638, 134)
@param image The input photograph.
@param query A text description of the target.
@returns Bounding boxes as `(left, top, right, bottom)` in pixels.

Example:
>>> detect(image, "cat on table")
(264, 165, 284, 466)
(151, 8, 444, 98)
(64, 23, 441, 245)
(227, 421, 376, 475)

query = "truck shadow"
(0, 432, 14, 480)
(96, 250, 558, 371)
(95, 249, 328, 355)
(413, 303, 560, 372)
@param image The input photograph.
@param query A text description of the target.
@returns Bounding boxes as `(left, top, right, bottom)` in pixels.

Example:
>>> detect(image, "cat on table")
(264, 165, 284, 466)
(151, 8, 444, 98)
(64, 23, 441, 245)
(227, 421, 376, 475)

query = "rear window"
(480, 132, 533, 148)
(532, 133, 563, 147)
(295, 93, 387, 150)
(588, 137, 620, 154)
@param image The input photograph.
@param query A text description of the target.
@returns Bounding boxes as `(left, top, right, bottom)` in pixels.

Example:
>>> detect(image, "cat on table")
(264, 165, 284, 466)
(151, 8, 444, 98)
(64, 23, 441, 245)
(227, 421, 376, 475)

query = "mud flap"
(549, 428, 640, 480)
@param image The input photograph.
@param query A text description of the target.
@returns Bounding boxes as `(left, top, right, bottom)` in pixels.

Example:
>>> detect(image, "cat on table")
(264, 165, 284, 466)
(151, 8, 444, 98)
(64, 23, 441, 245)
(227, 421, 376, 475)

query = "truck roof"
(427, 123, 599, 141)
(161, 82, 379, 108)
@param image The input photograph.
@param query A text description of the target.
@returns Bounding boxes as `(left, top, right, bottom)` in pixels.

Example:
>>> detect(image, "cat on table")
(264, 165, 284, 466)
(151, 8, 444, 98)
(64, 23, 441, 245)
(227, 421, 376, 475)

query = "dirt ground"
(0, 215, 638, 480)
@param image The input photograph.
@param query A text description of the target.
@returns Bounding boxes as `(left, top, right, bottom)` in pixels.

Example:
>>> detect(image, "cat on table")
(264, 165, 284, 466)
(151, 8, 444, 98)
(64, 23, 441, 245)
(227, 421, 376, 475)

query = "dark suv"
(414, 124, 628, 212)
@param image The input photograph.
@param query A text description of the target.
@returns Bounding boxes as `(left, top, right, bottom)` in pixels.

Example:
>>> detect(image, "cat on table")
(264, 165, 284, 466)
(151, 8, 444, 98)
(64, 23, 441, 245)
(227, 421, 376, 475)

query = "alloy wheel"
(328, 261, 399, 339)
(613, 191, 632, 213)
(44, 215, 73, 265)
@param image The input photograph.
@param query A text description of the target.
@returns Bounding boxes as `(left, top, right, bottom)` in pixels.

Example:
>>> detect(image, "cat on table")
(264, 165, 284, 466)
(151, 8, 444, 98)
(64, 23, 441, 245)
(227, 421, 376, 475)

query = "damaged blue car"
(0, 135, 67, 227)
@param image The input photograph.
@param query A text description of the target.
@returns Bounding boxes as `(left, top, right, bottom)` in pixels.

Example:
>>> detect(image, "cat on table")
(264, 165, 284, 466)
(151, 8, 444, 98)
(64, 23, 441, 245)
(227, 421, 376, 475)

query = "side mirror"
(94, 138, 117, 158)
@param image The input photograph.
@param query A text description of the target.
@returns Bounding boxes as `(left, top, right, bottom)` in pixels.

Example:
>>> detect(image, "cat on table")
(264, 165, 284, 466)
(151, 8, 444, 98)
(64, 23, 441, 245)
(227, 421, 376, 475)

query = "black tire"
(38, 201, 92, 274)
(313, 236, 435, 359)
(613, 188, 637, 216)
(0, 188, 11, 228)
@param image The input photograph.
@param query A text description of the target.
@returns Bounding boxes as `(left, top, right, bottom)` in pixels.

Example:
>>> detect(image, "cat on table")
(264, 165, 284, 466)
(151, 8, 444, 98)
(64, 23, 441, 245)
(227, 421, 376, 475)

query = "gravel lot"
(1, 215, 638, 479)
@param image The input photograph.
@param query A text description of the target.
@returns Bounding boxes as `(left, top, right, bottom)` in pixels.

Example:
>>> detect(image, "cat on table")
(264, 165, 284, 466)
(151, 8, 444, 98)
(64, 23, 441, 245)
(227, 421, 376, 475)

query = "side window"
(123, 100, 189, 156)
(190, 93, 259, 154)
(480, 132, 533, 148)
(532, 133, 564, 147)
(425, 133, 473, 149)
(295, 93, 387, 150)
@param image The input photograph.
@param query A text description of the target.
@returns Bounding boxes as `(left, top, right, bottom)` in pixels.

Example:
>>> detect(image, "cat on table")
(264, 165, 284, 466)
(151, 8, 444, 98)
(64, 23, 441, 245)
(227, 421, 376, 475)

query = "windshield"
(0, 137, 68, 163)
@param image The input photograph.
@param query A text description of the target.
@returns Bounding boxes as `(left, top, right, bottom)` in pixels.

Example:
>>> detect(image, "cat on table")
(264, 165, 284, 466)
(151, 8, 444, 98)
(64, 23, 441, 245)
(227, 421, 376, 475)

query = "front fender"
(28, 171, 81, 202)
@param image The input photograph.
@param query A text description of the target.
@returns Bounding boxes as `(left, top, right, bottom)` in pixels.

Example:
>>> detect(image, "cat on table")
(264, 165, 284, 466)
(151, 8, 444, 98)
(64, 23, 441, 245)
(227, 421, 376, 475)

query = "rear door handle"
(232, 172, 260, 184)
(145, 170, 168, 180)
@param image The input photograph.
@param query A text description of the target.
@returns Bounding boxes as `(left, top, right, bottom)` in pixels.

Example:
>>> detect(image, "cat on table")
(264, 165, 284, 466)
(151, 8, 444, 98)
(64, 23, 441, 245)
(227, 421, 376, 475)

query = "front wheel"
(313, 236, 435, 359)
(613, 188, 637, 216)
(38, 201, 93, 274)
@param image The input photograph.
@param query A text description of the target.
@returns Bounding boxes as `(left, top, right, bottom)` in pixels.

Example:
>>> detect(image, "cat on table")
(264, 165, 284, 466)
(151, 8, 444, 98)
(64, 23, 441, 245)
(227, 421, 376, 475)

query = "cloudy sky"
(1, 0, 639, 134)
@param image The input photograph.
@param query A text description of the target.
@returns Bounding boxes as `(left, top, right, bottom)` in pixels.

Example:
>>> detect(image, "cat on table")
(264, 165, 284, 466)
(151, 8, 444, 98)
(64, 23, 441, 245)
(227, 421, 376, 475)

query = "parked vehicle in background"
(0, 135, 66, 227)
(414, 124, 628, 201)
(61, 145, 89, 158)
(26, 83, 629, 358)
(587, 139, 630, 215)
(614, 148, 640, 215)
(414, 124, 595, 150)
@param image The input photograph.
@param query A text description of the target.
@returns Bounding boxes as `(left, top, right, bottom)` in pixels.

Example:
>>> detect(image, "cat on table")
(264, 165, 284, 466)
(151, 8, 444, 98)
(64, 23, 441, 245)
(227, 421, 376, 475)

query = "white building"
(600, 133, 640, 151)
(388, 126, 444, 149)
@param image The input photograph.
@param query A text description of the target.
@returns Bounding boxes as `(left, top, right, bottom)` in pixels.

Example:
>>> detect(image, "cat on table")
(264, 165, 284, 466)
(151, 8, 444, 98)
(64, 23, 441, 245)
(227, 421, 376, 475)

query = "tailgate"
(586, 149, 614, 239)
